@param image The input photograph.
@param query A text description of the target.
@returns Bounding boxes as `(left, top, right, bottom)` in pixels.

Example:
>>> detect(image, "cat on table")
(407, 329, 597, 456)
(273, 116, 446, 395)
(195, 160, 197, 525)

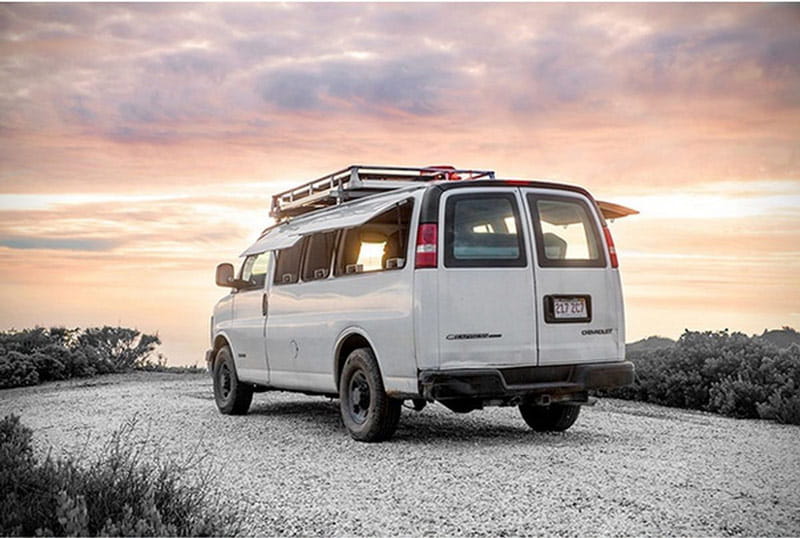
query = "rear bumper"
(418, 361, 634, 402)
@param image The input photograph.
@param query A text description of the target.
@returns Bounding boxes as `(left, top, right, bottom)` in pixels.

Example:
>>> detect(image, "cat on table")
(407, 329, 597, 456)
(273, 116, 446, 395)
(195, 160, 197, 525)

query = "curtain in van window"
(302, 231, 338, 281)
(273, 239, 305, 285)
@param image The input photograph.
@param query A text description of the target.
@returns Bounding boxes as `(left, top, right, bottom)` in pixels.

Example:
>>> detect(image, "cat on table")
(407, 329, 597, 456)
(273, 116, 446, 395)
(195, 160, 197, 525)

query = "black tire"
(519, 403, 580, 432)
(339, 347, 401, 442)
(213, 346, 253, 415)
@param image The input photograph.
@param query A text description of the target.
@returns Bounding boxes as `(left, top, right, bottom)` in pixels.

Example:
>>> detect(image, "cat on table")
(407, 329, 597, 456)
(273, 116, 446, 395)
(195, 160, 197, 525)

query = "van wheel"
(339, 348, 401, 442)
(213, 346, 253, 415)
(519, 403, 580, 432)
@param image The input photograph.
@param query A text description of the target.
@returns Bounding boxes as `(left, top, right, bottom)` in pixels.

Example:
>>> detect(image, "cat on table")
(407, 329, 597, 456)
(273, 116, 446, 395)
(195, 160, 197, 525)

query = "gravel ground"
(2, 372, 799, 536)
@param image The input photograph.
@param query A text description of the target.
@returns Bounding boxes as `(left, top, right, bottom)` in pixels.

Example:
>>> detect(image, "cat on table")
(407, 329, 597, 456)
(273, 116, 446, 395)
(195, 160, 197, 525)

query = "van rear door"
(521, 189, 624, 365)
(436, 188, 537, 369)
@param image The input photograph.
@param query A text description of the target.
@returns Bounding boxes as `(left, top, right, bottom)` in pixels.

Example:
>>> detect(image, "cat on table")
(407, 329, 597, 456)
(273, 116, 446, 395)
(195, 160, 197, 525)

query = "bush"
(709, 376, 768, 419)
(0, 352, 39, 389)
(77, 327, 160, 370)
(0, 414, 238, 536)
(603, 329, 800, 425)
(0, 327, 162, 389)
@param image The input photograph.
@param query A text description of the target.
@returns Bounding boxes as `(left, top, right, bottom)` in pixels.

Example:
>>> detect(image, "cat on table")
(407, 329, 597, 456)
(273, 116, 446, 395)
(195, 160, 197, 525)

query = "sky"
(1, 3, 798, 366)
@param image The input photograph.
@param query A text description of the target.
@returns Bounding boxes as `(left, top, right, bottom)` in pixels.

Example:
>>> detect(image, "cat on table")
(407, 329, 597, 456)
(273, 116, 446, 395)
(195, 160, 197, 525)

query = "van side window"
(528, 194, 605, 268)
(302, 231, 338, 281)
(335, 199, 413, 276)
(239, 251, 271, 290)
(273, 238, 305, 285)
(444, 193, 526, 268)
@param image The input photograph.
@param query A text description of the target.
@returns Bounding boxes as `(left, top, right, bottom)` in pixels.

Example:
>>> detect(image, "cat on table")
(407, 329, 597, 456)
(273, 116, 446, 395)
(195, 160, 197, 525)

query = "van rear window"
(528, 194, 605, 268)
(444, 193, 526, 268)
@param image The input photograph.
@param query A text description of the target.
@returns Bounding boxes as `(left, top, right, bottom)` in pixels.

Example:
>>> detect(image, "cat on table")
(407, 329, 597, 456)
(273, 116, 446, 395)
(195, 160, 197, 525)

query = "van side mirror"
(215, 263, 236, 287)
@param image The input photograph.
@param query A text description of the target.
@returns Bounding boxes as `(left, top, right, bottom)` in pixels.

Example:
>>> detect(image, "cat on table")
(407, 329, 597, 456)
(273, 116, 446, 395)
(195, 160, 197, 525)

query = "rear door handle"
(261, 293, 268, 317)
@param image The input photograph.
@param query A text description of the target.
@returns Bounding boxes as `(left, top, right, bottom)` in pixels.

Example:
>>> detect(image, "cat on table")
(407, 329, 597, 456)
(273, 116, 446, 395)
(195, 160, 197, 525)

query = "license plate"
(553, 297, 587, 319)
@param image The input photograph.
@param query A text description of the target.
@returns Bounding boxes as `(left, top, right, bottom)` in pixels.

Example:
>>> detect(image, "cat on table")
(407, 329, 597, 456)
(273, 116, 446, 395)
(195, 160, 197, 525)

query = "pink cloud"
(1, 3, 799, 363)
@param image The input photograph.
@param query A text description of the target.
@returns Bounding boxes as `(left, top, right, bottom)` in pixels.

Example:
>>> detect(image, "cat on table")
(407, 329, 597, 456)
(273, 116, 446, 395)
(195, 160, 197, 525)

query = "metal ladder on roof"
(269, 165, 495, 221)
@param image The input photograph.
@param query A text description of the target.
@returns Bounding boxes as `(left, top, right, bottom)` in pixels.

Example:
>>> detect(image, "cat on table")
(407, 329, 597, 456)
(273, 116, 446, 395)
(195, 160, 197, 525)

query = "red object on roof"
(421, 165, 461, 181)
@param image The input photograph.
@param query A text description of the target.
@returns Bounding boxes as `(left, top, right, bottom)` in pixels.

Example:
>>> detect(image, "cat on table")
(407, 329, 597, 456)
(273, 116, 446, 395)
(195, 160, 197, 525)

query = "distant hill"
(757, 327, 800, 348)
(626, 327, 800, 353)
(626, 336, 676, 353)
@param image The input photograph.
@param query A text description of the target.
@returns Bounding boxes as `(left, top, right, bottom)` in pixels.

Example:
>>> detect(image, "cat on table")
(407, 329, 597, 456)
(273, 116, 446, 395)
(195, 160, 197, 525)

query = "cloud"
(0, 236, 121, 251)
(3, 3, 799, 149)
(1, 3, 799, 361)
(255, 53, 462, 116)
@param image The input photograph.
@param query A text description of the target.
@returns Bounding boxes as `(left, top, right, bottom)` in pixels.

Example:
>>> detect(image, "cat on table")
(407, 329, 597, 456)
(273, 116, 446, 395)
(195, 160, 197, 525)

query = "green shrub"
(77, 327, 160, 370)
(757, 388, 800, 425)
(0, 352, 39, 389)
(603, 330, 800, 425)
(0, 414, 238, 537)
(709, 376, 768, 418)
(0, 327, 162, 389)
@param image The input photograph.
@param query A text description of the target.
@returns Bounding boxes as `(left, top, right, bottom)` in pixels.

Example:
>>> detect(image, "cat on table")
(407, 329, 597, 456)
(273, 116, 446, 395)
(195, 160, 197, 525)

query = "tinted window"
(302, 231, 338, 281)
(239, 252, 271, 290)
(444, 193, 526, 268)
(529, 194, 605, 268)
(273, 238, 305, 285)
(335, 199, 413, 276)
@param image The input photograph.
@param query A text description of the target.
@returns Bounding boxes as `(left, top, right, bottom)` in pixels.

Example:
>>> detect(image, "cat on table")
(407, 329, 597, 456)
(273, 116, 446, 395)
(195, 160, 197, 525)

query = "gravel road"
(2, 372, 799, 536)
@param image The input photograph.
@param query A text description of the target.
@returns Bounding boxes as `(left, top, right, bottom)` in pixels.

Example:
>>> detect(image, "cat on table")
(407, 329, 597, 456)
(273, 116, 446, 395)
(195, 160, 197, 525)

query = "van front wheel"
(213, 346, 253, 415)
(519, 403, 580, 432)
(339, 348, 401, 442)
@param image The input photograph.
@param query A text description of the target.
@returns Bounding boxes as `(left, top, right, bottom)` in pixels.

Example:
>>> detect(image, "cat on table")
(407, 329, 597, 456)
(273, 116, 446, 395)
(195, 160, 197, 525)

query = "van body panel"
(413, 268, 439, 370)
(267, 193, 421, 392)
(230, 286, 270, 384)
(212, 293, 234, 339)
(521, 188, 624, 365)
(211, 293, 235, 362)
(266, 250, 417, 394)
(435, 188, 538, 370)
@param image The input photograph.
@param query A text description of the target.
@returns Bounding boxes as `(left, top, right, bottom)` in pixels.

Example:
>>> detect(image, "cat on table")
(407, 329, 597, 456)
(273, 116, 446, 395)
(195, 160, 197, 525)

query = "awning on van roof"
(596, 200, 639, 221)
(240, 189, 416, 257)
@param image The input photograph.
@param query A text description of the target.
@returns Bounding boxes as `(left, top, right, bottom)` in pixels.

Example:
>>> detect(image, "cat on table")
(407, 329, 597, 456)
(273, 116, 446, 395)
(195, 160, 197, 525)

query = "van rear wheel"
(519, 403, 580, 432)
(339, 347, 401, 442)
(213, 346, 253, 415)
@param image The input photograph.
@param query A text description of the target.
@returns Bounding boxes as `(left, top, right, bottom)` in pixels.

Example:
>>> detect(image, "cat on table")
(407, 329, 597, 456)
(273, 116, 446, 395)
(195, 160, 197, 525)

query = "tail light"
(415, 223, 438, 268)
(602, 225, 619, 268)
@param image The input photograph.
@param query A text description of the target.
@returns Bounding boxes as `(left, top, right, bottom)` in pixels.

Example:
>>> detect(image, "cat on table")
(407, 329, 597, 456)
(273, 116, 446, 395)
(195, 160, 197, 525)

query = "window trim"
(443, 192, 527, 268)
(527, 193, 607, 268)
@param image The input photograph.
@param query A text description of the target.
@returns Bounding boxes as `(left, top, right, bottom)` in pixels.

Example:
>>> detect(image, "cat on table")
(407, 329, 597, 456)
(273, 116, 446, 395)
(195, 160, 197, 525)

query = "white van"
(207, 165, 635, 442)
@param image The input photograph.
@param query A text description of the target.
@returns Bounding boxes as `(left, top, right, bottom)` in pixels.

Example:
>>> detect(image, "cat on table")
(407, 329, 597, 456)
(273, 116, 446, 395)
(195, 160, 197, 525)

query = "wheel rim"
(219, 362, 232, 400)
(347, 371, 371, 425)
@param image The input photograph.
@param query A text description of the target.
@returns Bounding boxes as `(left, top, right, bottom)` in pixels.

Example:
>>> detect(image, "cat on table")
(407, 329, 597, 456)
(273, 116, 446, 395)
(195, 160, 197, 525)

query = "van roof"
(244, 167, 638, 256)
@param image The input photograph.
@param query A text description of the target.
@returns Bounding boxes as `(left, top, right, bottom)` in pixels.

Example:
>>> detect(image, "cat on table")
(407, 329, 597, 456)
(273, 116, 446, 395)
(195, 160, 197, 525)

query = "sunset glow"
(1, 3, 798, 365)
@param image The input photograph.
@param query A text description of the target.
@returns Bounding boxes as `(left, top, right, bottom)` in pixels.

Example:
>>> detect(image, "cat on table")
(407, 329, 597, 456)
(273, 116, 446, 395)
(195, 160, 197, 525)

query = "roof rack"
(270, 165, 495, 221)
